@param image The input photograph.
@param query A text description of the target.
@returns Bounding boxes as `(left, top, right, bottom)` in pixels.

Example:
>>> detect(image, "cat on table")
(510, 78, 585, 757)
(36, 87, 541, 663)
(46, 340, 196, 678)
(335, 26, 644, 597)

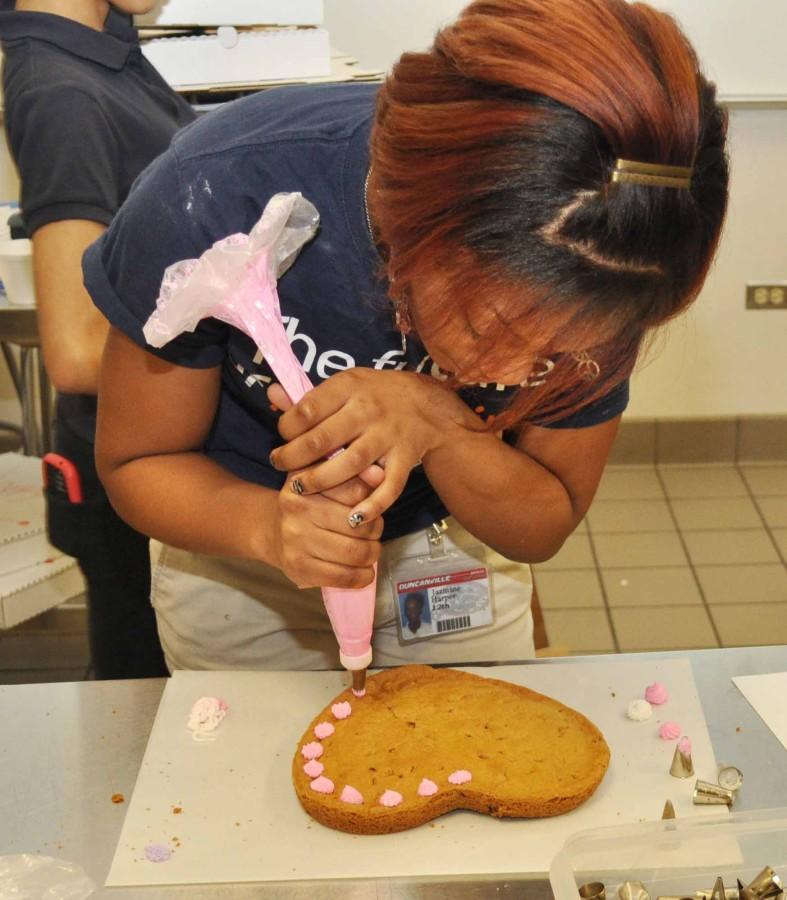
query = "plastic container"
(550, 807, 787, 900)
(0, 238, 35, 306)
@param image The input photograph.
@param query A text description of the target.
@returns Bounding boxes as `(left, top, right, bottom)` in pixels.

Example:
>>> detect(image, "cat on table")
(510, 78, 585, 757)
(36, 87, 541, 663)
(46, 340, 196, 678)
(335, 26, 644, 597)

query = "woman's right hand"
(271, 471, 384, 590)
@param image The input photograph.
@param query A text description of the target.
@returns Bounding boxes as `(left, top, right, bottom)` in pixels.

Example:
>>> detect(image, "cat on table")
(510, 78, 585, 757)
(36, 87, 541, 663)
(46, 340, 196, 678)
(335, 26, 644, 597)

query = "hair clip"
(612, 159, 693, 189)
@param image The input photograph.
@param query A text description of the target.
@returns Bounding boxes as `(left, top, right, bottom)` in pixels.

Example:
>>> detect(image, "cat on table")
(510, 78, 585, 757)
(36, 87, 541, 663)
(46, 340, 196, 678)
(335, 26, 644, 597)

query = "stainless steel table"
(2, 646, 786, 899)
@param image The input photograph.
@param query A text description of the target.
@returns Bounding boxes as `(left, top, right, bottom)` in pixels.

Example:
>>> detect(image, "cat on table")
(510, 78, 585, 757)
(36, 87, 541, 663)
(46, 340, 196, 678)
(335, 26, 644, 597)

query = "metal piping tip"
(711, 877, 727, 900)
(351, 668, 367, 697)
(693, 779, 734, 806)
(669, 742, 694, 778)
(717, 765, 743, 792)
(736, 881, 756, 900)
(745, 868, 783, 900)
(618, 882, 650, 900)
(579, 883, 606, 900)
(661, 799, 676, 819)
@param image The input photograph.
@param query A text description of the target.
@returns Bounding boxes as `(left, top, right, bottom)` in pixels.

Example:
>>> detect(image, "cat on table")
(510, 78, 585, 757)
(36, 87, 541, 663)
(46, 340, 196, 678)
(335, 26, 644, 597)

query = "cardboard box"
(0, 453, 85, 629)
(1, 559, 84, 630)
(142, 27, 331, 88)
(137, 0, 323, 27)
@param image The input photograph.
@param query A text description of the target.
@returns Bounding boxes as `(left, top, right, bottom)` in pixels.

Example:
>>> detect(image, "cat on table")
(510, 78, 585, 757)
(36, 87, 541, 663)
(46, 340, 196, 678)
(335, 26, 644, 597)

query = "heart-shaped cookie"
(292, 665, 610, 834)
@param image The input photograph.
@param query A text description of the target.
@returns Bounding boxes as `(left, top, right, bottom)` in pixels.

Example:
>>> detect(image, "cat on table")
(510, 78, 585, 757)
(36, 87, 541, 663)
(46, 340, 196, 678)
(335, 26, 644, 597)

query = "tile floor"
(0, 463, 785, 682)
(535, 462, 787, 654)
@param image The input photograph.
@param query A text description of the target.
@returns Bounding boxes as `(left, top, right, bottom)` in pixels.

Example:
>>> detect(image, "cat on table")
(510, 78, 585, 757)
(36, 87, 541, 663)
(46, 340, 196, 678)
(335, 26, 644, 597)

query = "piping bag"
(143, 193, 377, 694)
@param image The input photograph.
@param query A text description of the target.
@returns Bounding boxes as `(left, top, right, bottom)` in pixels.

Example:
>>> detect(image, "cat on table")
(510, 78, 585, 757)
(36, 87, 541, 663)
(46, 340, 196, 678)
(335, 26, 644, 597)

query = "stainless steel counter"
(2, 646, 786, 899)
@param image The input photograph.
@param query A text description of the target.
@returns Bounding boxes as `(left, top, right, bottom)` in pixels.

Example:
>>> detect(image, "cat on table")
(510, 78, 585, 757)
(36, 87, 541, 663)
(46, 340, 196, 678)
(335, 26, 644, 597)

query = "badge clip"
(427, 519, 449, 559)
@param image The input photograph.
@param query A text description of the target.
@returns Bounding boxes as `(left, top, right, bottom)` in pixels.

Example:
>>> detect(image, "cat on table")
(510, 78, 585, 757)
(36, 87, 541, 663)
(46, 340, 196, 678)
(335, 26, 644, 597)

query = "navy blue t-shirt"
(84, 83, 628, 541)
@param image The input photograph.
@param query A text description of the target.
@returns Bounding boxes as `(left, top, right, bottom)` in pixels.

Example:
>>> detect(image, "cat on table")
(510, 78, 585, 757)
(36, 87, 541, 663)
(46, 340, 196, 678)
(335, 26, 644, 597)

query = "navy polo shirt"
(84, 83, 628, 541)
(0, 6, 195, 236)
(0, 5, 196, 441)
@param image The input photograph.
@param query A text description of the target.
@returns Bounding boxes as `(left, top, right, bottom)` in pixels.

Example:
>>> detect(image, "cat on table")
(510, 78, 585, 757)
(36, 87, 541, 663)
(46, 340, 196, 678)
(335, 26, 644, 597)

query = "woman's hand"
(271, 470, 384, 589)
(268, 369, 482, 524)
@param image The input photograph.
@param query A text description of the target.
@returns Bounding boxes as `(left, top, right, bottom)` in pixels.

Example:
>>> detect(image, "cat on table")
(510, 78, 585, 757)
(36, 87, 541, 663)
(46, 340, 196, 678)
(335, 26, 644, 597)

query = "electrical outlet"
(746, 283, 787, 309)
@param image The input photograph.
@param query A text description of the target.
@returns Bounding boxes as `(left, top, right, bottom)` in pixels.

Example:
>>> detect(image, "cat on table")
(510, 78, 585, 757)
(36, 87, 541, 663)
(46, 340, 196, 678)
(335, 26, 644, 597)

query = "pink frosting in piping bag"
(142, 194, 378, 678)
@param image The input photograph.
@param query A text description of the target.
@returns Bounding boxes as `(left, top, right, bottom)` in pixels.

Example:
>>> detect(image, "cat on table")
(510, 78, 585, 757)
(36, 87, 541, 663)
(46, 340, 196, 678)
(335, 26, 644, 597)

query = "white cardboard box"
(137, 0, 323, 27)
(0, 453, 85, 629)
(142, 28, 331, 88)
(1, 559, 84, 630)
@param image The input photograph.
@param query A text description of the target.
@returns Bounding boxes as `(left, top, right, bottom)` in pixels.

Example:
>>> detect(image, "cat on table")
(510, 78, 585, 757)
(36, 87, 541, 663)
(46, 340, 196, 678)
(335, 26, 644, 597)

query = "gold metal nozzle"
(670, 743, 694, 778)
(693, 779, 734, 806)
(745, 868, 783, 900)
(661, 799, 676, 819)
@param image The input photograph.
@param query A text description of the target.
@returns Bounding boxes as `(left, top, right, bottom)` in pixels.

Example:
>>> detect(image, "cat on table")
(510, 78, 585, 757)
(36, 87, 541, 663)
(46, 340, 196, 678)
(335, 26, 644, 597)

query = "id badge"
(389, 522, 494, 644)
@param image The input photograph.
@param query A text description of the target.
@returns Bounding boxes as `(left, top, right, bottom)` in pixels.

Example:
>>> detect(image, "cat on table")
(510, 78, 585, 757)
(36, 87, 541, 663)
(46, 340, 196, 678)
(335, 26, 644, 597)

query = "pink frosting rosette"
(645, 682, 669, 705)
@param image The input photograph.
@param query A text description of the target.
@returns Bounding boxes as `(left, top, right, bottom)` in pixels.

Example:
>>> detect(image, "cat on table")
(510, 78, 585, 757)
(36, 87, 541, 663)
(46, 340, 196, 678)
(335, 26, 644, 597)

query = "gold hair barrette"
(612, 159, 693, 189)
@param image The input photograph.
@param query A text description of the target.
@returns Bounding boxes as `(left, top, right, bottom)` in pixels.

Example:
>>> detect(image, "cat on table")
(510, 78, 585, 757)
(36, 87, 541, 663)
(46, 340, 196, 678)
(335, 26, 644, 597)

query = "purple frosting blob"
(144, 843, 172, 863)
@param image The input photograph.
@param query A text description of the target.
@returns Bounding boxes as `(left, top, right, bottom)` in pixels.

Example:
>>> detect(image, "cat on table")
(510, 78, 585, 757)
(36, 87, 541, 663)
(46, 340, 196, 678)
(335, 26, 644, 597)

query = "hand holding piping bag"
(142, 193, 380, 692)
(269, 385, 382, 695)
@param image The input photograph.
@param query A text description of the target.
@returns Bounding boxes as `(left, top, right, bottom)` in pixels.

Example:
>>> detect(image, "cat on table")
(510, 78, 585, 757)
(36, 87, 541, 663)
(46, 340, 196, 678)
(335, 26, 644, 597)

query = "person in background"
(0, 0, 196, 677)
(86, 0, 728, 671)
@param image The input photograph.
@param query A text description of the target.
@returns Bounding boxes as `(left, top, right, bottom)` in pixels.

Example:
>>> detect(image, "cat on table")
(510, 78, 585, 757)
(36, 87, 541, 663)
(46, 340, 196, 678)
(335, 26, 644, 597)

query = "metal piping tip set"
(665, 740, 743, 806)
(578, 867, 783, 900)
(692, 766, 743, 807)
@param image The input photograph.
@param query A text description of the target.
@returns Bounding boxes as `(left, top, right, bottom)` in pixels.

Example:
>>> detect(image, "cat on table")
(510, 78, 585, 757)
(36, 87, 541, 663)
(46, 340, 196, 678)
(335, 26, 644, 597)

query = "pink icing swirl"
(301, 741, 324, 759)
(340, 785, 364, 805)
(314, 722, 335, 739)
(379, 790, 403, 808)
(645, 682, 669, 705)
(331, 701, 352, 720)
(448, 770, 472, 785)
(678, 736, 692, 754)
(418, 778, 438, 797)
(310, 776, 335, 794)
(658, 721, 681, 741)
(303, 760, 324, 778)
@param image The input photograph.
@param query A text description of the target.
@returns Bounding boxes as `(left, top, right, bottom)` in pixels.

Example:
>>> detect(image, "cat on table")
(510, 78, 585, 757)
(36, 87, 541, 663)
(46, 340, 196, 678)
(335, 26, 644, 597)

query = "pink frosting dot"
(379, 789, 403, 808)
(340, 785, 364, 805)
(352, 688, 367, 698)
(314, 722, 335, 740)
(331, 701, 352, 720)
(645, 682, 669, 705)
(310, 776, 335, 794)
(658, 721, 681, 741)
(418, 778, 438, 797)
(448, 770, 472, 785)
(301, 741, 324, 759)
(303, 759, 324, 778)
(678, 736, 692, 754)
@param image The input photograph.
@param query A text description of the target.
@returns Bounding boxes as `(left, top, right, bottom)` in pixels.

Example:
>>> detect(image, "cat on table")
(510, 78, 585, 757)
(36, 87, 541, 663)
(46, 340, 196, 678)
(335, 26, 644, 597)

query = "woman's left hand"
(268, 369, 480, 523)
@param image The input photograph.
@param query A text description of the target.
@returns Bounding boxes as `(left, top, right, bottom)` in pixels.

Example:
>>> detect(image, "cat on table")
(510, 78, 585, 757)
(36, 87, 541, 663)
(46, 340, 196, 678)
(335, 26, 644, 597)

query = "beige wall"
(627, 108, 787, 418)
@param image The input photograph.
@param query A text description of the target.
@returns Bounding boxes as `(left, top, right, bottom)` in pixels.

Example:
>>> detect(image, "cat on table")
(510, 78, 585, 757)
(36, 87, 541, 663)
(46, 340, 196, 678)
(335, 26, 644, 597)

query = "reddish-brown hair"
(370, 0, 729, 428)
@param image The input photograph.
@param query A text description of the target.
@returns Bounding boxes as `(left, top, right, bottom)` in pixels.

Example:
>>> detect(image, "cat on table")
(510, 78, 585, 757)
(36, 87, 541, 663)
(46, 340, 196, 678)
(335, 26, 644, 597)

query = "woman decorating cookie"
(86, 0, 729, 671)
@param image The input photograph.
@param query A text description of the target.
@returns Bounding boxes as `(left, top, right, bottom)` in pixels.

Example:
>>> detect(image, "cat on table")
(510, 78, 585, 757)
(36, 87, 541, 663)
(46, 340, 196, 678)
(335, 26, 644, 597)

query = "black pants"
(45, 425, 168, 679)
